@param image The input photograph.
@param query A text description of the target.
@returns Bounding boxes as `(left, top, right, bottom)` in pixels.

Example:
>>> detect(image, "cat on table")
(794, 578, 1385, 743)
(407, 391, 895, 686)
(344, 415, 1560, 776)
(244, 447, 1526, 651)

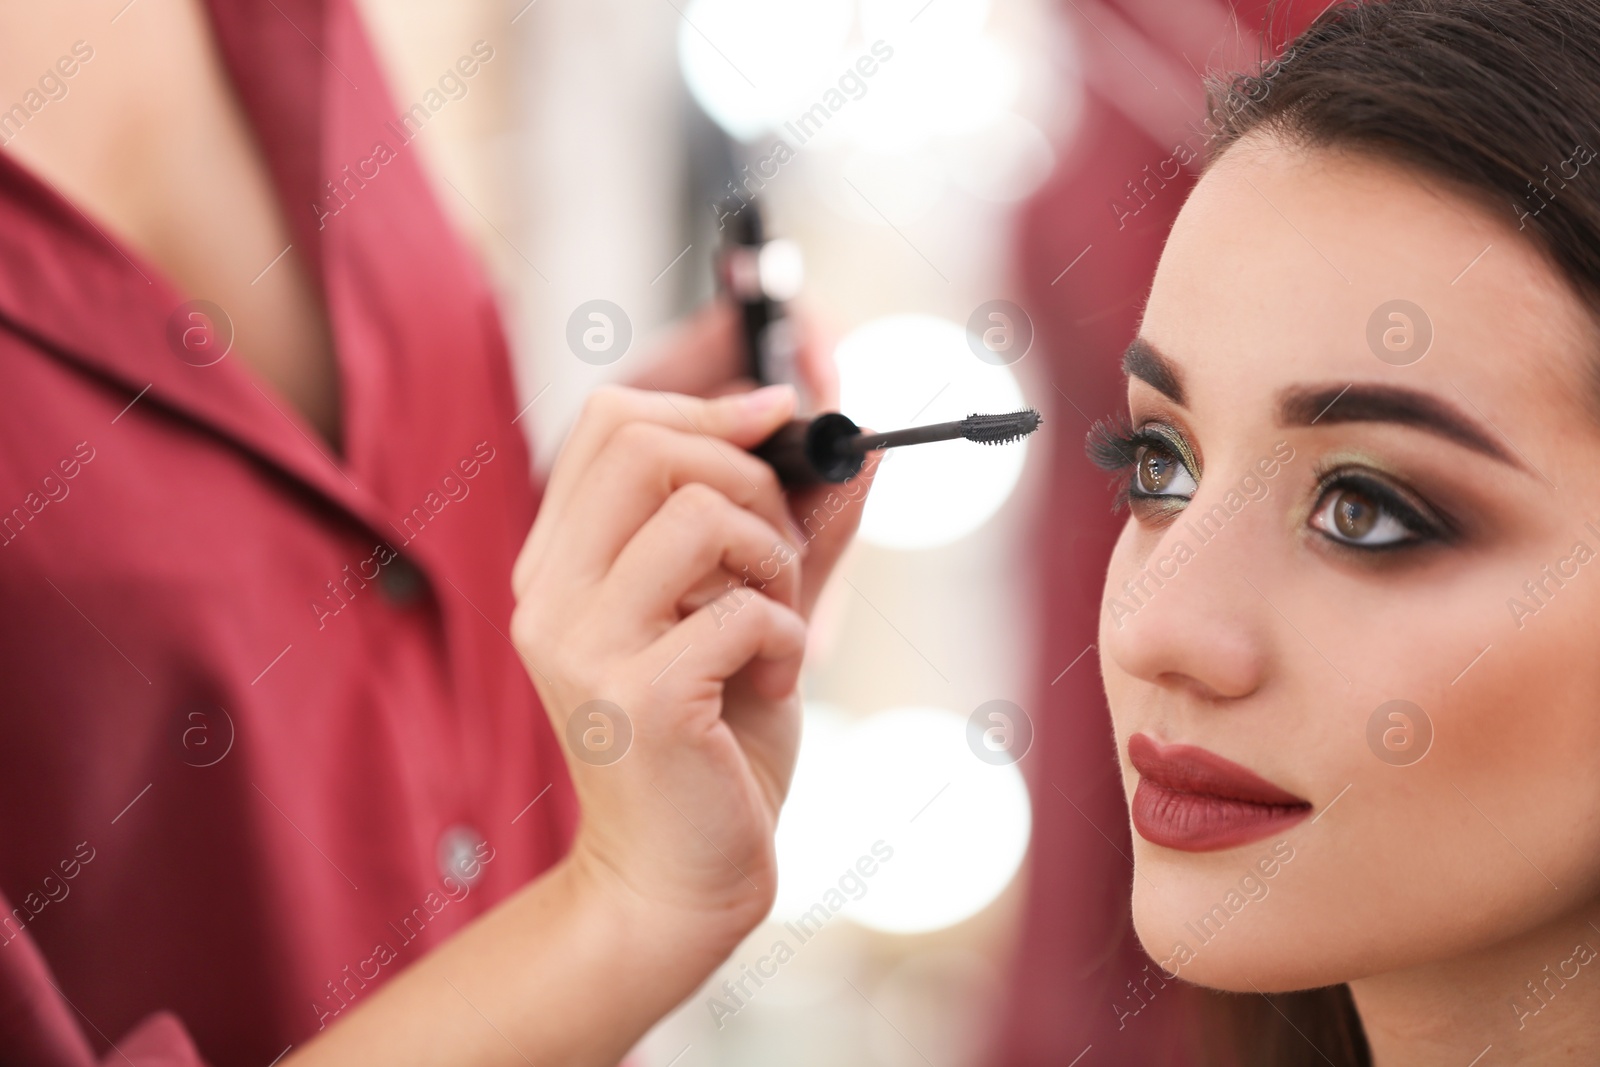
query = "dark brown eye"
(1310, 478, 1419, 548)
(1329, 488, 1377, 539)
(1130, 443, 1196, 498)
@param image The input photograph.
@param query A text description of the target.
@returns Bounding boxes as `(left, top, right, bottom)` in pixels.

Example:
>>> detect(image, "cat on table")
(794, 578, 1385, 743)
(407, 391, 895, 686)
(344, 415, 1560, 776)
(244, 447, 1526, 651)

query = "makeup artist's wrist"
(497, 843, 757, 1065)
(562, 833, 766, 964)
(283, 841, 759, 1067)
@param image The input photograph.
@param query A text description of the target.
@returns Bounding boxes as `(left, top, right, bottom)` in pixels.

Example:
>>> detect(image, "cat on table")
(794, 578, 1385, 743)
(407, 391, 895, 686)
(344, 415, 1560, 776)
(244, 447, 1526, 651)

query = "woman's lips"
(1128, 732, 1312, 852)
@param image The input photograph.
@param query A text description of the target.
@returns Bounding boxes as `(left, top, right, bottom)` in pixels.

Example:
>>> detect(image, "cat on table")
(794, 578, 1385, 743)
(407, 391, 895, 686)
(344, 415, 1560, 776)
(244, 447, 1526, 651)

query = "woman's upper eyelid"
(1135, 431, 1432, 518)
(1132, 419, 1202, 479)
(1313, 466, 1453, 535)
(1134, 447, 1450, 545)
(1126, 412, 1431, 488)
(1120, 411, 1463, 546)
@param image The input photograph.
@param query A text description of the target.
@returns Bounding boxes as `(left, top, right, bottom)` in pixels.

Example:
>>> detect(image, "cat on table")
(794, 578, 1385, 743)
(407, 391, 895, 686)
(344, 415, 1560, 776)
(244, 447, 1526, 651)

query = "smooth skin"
(1101, 131, 1600, 1065)
(1, 1, 865, 1063)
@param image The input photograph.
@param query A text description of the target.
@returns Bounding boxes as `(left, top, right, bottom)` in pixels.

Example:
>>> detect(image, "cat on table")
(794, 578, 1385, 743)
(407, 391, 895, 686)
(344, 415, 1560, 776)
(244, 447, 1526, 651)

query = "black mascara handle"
(752, 412, 865, 487)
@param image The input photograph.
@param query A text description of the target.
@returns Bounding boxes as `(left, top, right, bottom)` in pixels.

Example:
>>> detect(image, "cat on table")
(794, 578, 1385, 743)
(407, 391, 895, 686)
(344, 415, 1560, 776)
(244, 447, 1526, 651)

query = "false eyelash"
(1086, 414, 1140, 512)
(1087, 413, 1138, 472)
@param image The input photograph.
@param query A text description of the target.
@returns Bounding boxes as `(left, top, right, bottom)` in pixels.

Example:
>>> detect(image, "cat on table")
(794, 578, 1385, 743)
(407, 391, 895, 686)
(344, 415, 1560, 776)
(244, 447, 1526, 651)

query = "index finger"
(542, 384, 797, 519)
(514, 384, 797, 592)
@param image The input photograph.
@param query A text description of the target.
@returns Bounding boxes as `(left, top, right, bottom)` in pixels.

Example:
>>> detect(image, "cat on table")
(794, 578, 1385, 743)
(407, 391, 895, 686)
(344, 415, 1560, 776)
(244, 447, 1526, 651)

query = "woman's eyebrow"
(1278, 383, 1523, 468)
(1122, 337, 1186, 405)
(1123, 342, 1522, 470)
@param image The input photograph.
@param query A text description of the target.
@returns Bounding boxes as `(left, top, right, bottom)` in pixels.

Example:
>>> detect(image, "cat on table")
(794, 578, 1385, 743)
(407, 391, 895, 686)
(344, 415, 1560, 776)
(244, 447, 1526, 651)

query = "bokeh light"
(775, 704, 1032, 934)
(677, 0, 855, 143)
(942, 113, 1057, 203)
(835, 314, 1030, 550)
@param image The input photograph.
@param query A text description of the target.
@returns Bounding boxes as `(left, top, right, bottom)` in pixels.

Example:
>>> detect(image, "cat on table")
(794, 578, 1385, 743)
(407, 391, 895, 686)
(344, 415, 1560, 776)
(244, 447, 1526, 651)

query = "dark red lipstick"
(1129, 733, 1312, 852)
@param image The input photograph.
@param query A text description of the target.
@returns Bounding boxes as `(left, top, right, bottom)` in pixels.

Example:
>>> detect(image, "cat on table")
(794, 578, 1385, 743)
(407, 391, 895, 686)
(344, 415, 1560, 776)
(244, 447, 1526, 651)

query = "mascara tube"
(752, 412, 864, 487)
(717, 200, 807, 406)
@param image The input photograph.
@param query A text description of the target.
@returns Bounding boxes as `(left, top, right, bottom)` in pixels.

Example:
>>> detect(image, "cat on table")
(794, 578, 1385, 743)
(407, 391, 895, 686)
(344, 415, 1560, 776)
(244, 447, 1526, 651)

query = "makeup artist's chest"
(0, 0, 341, 445)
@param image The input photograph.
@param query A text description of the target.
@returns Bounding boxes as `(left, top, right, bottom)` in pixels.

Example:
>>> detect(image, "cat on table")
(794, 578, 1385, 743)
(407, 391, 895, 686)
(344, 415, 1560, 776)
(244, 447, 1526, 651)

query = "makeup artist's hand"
(289, 385, 872, 1067)
(621, 298, 841, 409)
(509, 383, 871, 944)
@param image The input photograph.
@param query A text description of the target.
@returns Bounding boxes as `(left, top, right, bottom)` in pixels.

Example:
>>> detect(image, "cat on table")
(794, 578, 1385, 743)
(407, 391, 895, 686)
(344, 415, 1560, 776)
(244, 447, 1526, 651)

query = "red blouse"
(0, 1, 576, 1063)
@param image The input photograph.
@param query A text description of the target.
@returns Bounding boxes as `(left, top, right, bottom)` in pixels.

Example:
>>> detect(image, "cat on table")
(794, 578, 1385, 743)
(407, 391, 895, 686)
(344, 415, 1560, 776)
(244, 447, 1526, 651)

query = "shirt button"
(437, 824, 487, 887)
(379, 555, 425, 605)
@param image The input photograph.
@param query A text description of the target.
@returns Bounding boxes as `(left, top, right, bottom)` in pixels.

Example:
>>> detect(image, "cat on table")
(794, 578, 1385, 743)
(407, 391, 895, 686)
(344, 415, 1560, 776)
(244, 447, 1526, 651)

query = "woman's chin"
(1128, 874, 1346, 994)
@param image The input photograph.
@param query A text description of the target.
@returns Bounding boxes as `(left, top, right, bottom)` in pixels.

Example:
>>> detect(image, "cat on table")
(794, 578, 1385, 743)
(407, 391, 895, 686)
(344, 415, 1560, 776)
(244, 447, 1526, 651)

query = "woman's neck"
(1351, 902, 1600, 1065)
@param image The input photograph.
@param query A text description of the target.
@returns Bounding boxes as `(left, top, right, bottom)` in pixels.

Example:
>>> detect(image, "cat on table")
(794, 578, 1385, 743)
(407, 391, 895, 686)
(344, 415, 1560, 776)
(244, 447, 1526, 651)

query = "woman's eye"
(1133, 443, 1197, 498)
(1309, 484, 1416, 548)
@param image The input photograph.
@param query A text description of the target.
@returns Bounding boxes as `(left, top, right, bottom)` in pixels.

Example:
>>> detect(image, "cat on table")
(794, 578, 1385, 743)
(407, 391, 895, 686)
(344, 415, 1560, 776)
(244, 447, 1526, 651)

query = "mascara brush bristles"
(960, 409, 1042, 445)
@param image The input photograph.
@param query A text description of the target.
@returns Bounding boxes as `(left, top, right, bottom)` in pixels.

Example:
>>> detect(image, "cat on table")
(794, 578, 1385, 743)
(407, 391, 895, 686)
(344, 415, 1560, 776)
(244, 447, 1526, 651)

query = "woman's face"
(1100, 132, 1600, 992)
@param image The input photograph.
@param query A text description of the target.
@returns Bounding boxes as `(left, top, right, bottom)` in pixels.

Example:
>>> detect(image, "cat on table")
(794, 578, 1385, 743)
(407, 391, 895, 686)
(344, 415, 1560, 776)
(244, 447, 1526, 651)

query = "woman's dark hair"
(1208, 0, 1600, 354)
(1184, 1, 1600, 1063)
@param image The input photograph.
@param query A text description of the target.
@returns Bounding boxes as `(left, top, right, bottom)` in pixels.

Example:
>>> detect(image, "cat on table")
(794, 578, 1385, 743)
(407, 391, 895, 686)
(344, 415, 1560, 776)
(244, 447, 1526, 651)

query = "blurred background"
(352, 1, 1303, 1063)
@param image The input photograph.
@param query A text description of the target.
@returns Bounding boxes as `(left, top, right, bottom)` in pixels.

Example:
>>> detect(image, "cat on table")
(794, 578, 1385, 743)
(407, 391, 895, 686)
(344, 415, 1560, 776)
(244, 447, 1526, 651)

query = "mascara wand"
(753, 409, 1043, 487)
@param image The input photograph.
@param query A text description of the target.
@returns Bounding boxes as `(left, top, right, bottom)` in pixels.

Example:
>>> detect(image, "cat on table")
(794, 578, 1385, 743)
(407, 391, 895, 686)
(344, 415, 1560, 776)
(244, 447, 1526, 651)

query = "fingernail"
(741, 383, 795, 415)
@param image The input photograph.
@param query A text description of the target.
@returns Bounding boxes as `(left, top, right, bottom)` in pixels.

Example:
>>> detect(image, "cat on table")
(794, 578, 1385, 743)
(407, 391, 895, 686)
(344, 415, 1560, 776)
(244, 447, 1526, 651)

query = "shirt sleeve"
(1, 890, 210, 1067)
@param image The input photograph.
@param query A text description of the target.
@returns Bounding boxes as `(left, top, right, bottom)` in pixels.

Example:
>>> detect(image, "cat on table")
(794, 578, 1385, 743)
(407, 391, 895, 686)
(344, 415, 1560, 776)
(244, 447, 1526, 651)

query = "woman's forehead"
(1138, 136, 1599, 432)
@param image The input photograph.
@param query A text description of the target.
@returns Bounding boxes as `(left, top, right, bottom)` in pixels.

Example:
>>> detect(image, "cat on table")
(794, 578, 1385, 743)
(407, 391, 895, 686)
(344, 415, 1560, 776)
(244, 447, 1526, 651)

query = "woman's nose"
(1099, 510, 1275, 702)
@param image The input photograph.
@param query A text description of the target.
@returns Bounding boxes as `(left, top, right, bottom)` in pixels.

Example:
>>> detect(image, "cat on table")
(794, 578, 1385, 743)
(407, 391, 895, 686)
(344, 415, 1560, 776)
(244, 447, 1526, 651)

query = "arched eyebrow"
(1122, 337, 1185, 405)
(1121, 336, 1524, 471)
(1278, 383, 1521, 468)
